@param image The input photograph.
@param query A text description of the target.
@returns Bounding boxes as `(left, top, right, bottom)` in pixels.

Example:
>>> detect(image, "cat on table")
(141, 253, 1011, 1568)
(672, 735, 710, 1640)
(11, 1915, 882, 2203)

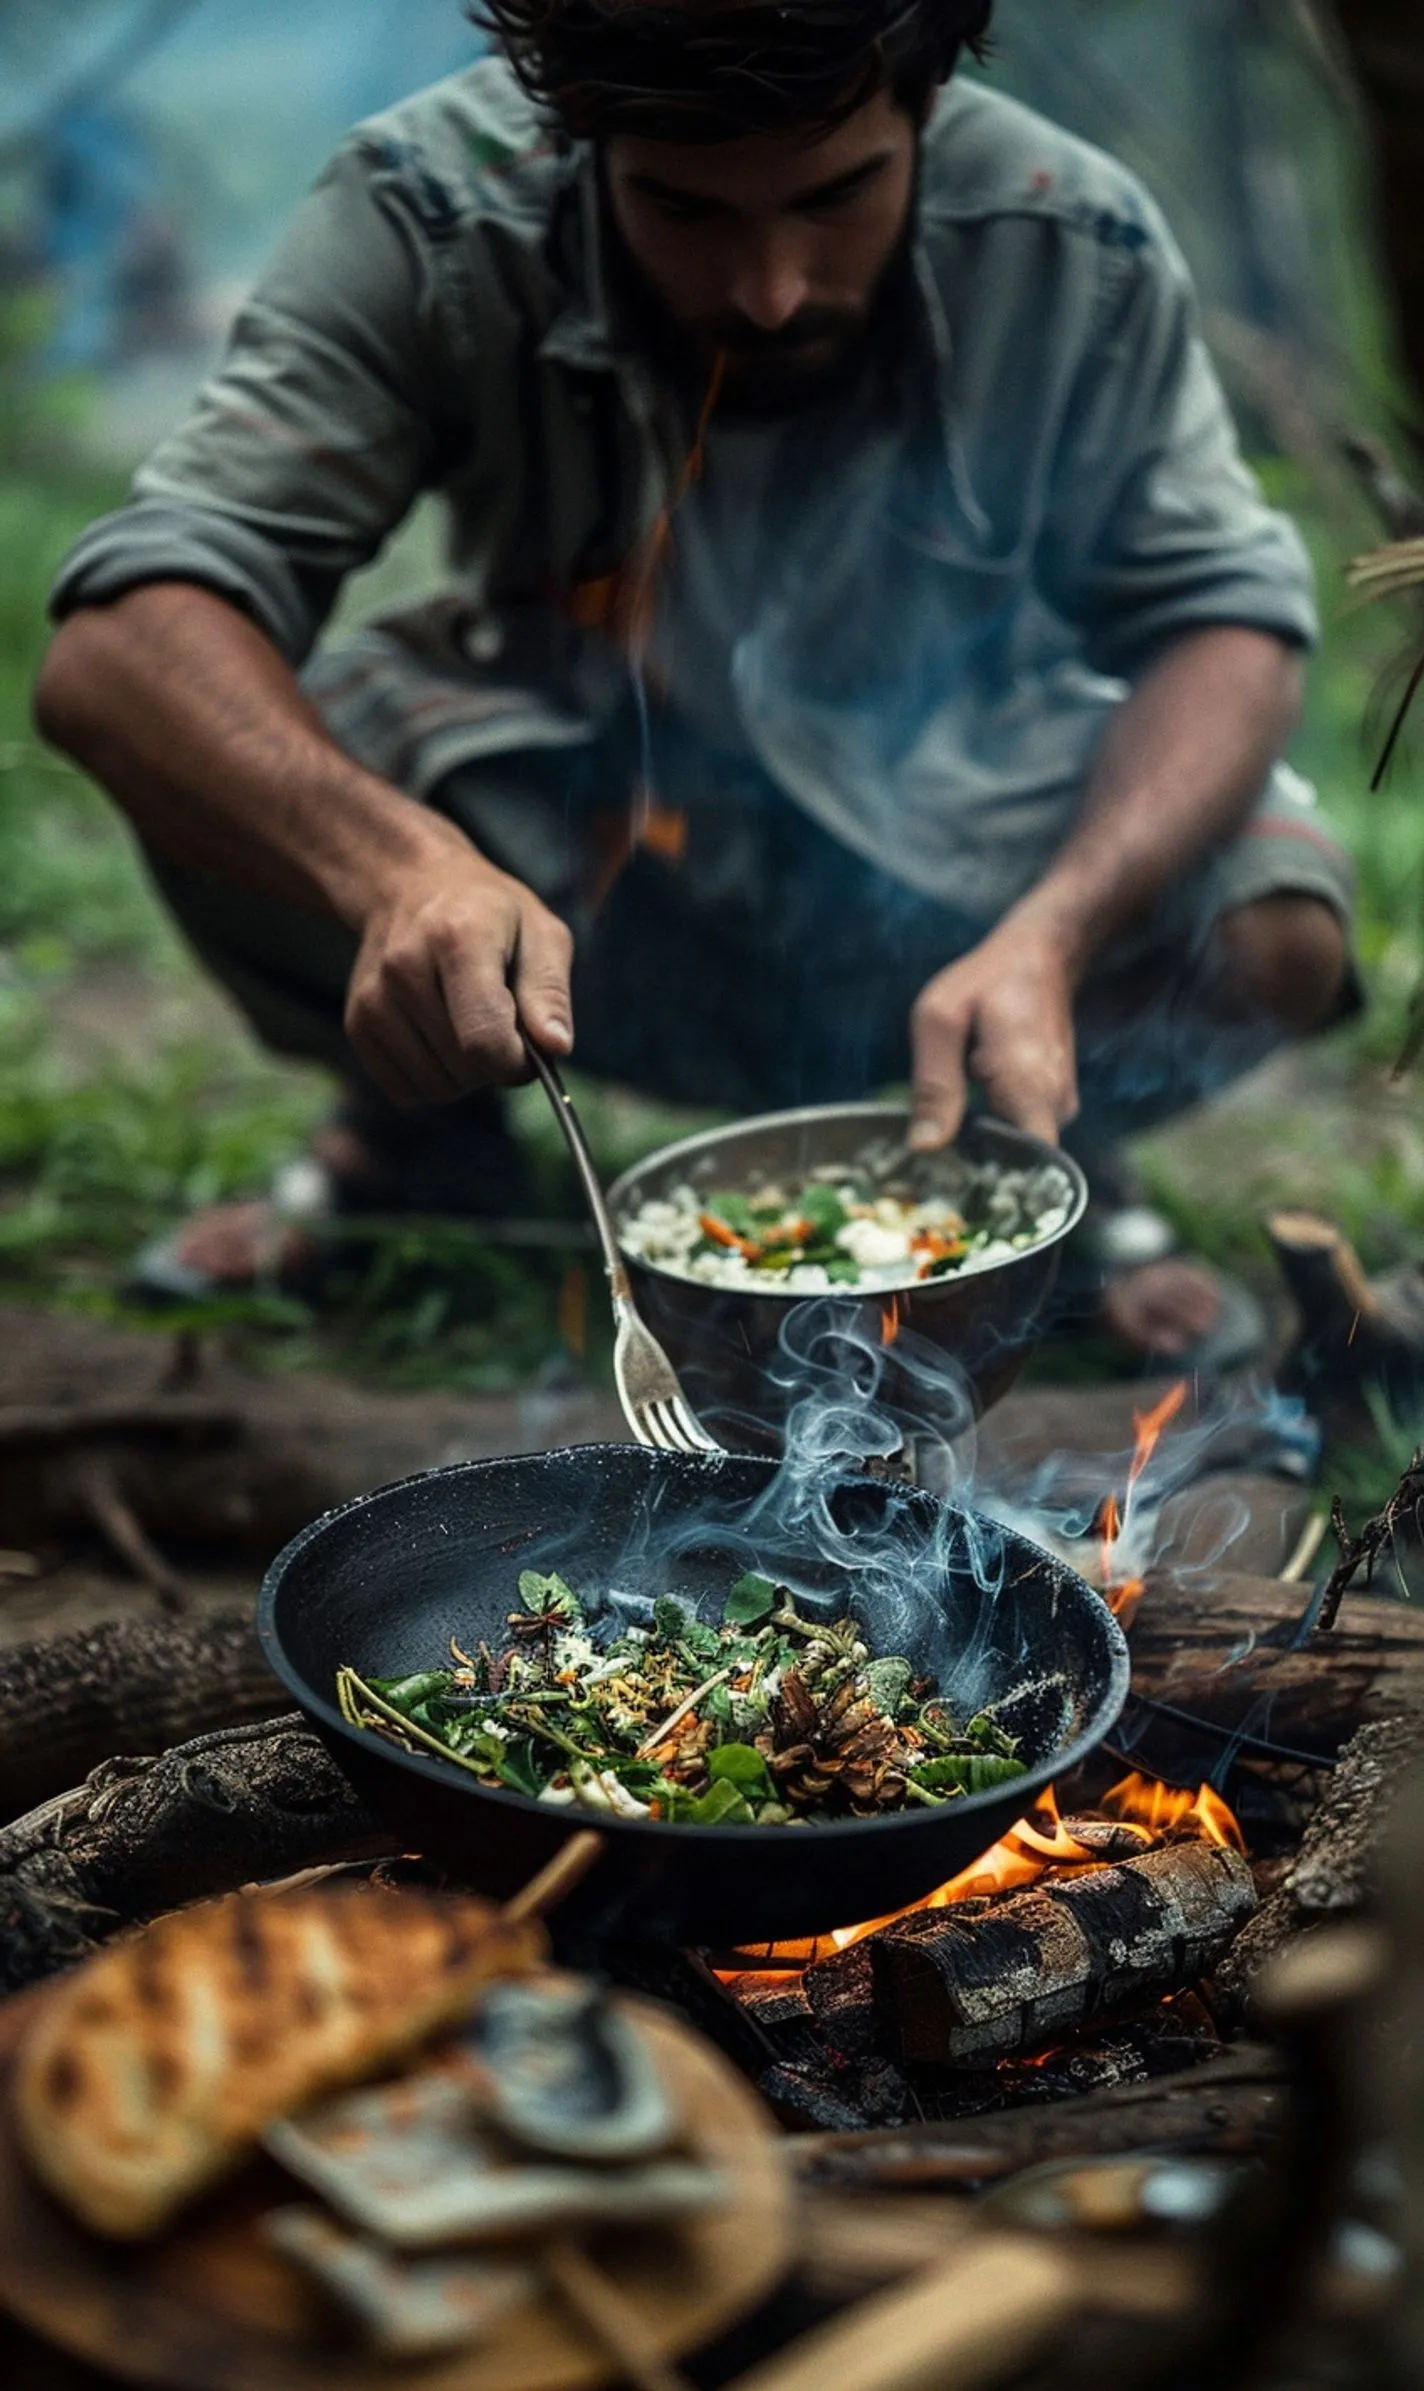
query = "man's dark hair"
(468, 0, 994, 142)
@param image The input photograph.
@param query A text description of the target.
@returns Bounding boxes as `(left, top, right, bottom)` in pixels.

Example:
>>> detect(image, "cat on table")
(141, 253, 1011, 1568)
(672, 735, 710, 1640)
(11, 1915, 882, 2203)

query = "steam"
(492, 1297, 1317, 1768)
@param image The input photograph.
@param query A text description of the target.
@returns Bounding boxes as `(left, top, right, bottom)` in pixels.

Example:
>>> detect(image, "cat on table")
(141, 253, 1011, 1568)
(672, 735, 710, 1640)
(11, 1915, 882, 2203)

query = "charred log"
(0, 1715, 386, 1993)
(850, 1840, 1256, 2068)
(0, 1609, 287, 1821)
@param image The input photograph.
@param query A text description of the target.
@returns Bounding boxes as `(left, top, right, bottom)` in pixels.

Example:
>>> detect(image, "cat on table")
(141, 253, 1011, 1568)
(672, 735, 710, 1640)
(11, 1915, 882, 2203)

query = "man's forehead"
(605, 88, 910, 207)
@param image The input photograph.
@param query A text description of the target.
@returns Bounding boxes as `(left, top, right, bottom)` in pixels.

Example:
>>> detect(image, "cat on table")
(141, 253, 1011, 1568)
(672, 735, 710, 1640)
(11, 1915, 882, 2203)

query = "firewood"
(1211, 1716, 1424, 2015)
(1126, 1567, 1424, 1756)
(0, 1611, 288, 1823)
(859, 1841, 1256, 2068)
(1265, 1206, 1424, 1429)
(0, 1716, 386, 1993)
(0, 1304, 624, 1569)
(789, 2044, 1289, 2186)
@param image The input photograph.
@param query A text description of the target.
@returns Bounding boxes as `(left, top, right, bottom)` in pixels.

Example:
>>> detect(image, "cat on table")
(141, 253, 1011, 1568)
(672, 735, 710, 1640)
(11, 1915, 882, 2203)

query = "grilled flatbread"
(15, 1882, 545, 2239)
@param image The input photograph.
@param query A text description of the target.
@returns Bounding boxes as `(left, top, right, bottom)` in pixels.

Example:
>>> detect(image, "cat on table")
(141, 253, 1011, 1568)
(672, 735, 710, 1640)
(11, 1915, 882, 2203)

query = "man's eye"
(649, 194, 716, 223)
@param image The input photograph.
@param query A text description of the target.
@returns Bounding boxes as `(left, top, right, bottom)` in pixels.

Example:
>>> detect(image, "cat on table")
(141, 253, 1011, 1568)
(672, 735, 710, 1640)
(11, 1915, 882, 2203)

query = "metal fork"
(522, 1037, 723, 1455)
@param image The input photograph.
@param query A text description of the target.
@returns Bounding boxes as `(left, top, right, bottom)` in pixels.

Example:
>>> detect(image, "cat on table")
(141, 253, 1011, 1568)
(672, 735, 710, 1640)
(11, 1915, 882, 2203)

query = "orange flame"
(1099, 1768, 1245, 1852)
(623, 351, 727, 669)
(880, 1296, 903, 1348)
(717, 1771, 1244, 1974)
(1099, 1381, 1188, 1629)
(636, 800, 688, 865)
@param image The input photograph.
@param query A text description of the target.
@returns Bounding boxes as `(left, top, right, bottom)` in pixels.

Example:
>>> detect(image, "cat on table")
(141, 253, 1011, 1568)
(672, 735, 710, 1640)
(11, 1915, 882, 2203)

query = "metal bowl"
(606, 1106, 1089, 1450)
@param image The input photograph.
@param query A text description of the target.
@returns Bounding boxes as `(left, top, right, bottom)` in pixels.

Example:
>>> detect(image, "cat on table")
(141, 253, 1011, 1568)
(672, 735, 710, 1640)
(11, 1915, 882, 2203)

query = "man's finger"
(348, 1012, 453, 1109)
(908, 986, 970, 1151)
(511, 902, 575, 1057)
(975, 1043, 1077, 1148)
(436, 943, 526, 1082)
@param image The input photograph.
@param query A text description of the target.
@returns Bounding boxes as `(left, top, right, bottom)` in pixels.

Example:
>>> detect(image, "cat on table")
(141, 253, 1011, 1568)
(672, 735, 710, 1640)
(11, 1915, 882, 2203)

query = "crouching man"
(35, 0, 1353, 1360)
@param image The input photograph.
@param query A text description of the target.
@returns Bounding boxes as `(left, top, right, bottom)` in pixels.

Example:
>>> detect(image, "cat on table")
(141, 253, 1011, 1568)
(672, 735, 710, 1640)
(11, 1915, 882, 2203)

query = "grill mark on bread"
(131, 1940, 171, 2014)
(230, 1902, 271, 1993)
(15, 1885, 545, 2239)
(44, 2051, 81, 2110)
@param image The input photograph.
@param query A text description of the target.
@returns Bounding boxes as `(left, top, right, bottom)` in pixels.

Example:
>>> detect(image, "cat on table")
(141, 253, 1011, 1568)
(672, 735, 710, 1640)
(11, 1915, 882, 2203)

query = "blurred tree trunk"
(1327, 0, 1424, 420)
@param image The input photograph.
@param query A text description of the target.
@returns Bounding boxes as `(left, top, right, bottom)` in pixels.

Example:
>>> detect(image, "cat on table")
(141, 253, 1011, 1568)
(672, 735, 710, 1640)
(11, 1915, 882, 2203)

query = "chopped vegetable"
(338, 1576, 1028, 1828)
(619, 1149, 1074, 1294)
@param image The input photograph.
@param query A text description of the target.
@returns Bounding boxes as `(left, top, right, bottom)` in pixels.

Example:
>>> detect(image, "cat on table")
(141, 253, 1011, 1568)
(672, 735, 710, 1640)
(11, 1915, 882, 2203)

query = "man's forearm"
(34, 582, 576, 1103)
(1008, 624, 1305, 979)
(33, 582, 472, 929)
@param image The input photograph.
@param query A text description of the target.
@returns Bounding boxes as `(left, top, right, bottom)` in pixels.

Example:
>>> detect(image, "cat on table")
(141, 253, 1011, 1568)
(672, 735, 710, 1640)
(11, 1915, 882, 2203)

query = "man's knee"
(1209, 893, 1349, 1036)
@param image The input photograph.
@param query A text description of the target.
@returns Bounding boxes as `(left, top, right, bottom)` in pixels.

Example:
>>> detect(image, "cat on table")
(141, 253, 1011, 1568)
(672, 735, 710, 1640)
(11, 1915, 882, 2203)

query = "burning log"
(1127, 1568, 1424, 1756)
(848, 1839, 1256, 2068)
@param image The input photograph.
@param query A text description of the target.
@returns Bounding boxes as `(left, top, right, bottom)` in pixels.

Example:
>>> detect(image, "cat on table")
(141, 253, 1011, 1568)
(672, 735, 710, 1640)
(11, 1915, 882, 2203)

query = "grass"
(2, 413, 1424, 1517)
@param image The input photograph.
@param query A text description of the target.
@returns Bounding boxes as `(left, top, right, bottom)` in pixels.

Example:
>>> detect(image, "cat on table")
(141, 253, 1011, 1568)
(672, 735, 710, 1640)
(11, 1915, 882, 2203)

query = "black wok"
(258, 1445, 1129, 1948)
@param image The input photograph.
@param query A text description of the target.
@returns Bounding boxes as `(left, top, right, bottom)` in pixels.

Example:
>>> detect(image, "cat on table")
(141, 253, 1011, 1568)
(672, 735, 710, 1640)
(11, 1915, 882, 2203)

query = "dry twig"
(1316, 1449, 1424, 1632)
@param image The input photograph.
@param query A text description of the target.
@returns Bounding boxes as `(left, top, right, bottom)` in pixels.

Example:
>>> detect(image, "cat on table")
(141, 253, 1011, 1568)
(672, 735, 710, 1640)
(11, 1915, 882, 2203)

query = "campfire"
(655, 1393, 1278, 2133)
(701, 1768, 1252, 2128)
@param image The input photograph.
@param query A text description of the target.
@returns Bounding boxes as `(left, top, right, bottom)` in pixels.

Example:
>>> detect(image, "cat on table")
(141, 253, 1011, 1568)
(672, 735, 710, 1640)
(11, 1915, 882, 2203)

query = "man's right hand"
(35, 586, 577, 1106)
(345, 848, 575, 1106)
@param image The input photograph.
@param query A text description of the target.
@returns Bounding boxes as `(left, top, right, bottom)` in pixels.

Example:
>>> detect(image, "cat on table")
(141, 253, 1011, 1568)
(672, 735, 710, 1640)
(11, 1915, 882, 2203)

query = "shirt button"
(465, 619, 504, 664)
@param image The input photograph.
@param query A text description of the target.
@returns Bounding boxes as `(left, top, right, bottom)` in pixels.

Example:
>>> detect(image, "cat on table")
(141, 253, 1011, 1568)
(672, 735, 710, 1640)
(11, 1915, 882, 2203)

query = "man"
(35, 0, 1351, 1358)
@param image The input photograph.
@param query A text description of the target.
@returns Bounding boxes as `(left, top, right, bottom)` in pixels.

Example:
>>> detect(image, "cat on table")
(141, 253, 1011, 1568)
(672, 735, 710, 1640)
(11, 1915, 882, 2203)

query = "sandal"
(1046, 1198, 1269, 1378)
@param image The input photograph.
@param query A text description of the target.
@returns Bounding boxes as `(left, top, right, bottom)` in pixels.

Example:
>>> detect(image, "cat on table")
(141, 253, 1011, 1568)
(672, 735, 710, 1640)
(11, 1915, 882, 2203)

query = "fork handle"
(521, 1035, 635, 1307)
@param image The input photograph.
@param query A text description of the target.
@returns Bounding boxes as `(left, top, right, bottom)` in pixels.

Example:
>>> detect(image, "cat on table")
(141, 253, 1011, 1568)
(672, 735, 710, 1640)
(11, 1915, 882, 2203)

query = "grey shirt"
(50, 60, 1319, 924)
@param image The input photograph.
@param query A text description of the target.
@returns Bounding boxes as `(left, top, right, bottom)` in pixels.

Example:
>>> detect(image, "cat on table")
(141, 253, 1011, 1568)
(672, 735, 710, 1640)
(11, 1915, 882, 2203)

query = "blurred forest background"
(1, 0, 1421, 1470)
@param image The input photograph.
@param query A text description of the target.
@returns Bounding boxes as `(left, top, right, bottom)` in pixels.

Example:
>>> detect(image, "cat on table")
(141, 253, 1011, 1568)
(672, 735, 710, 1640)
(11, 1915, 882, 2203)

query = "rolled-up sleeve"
(49, 141, 448, 663)
(1039, 210, 1318, 673)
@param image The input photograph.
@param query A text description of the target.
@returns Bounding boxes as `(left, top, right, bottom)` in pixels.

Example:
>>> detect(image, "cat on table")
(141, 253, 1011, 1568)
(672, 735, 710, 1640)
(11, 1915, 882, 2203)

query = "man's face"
(604, 88, 918, 405)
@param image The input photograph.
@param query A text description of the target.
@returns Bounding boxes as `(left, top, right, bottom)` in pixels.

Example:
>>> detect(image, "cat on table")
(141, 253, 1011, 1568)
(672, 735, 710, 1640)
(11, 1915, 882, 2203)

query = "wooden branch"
(0, 1716, 387, 1994)
(789, 2046, 1290, 2187)
(724, 2236, 1079, 2391)
(0, 1398, 238, 1446)
(1264, 1207, 1424, 1433)
(0, 1610, 288, 1822)
(71, 1455, 190, 1613)
(1127, 1567, 1424, 1755)
(1212, 1716, 1424, 2013)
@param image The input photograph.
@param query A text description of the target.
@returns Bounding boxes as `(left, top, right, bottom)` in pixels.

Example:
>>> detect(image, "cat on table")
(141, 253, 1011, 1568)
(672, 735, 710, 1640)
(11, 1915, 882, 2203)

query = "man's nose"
(727, 232, 810, 331)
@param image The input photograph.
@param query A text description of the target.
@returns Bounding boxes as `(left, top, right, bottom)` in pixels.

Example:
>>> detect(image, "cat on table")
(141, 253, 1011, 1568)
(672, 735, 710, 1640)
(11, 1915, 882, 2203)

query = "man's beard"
(679, 303, 873, 414)
(597, 165, 918, 419)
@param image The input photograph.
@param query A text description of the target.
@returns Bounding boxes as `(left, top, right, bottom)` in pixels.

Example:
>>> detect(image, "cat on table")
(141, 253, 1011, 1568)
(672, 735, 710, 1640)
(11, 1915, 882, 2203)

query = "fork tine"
(638, 1402, 681, 1452)
(670, 1401, 718, 1454)
(651, 1400, 697, 1453)
(626, 1405, 661, 1450)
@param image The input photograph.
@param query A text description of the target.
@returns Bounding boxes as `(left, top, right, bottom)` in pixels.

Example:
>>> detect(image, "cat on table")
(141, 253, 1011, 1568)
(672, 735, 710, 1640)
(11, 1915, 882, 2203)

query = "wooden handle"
(723, 2235, 1079, 2391)
(502, 1829, 606, 1924)
(543, 2237, 696, 2391)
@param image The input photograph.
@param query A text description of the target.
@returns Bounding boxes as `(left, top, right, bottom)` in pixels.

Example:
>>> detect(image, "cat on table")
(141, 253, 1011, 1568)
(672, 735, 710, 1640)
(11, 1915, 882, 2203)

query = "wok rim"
(257, 1446, 1131, 1854)
(605, 1102, 1090, 1303)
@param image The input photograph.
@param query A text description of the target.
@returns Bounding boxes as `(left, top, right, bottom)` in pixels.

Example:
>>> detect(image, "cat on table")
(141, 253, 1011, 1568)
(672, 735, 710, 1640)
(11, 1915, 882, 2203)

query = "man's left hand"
(908, 920, 1080, 1151)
